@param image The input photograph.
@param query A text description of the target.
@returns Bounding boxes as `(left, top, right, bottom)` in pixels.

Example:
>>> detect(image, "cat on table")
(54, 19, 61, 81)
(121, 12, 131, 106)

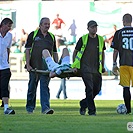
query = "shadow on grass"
(6, 105, 119, 116)
(5, 99, 131, 116)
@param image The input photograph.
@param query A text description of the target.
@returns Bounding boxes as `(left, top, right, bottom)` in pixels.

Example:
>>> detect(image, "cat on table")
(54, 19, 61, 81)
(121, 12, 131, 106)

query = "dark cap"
(87, 20, 98, 27)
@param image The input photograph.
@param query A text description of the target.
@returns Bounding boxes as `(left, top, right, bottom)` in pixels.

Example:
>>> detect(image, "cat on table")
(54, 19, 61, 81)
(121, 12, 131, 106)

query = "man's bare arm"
(26, 49, 32, 72)
(113, 49, 118, 63)
(72, 49, 78, 63)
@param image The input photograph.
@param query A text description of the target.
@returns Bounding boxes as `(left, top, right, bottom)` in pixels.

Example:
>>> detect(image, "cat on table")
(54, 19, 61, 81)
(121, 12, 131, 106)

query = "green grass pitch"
(0, 100, 132, 133)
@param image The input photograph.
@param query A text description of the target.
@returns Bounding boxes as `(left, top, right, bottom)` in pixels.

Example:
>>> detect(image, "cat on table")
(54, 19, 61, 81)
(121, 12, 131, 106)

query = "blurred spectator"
(52, 14, 66, 51)
(103, 24, 117, 47)
(52, 14, 67, 95)
(52, 25, 66, 51)
(19, 29, 28, 52)
(56, 78, 67, 99)
(52, 13, 65, 30)
(103, 24, 118, 78)
(68, 19, 77, 44)
(10, 28, 16, 46)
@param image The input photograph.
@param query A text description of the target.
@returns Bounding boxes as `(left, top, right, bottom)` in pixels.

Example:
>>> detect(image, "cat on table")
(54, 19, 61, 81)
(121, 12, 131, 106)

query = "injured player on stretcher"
(42, 48, 78, 78)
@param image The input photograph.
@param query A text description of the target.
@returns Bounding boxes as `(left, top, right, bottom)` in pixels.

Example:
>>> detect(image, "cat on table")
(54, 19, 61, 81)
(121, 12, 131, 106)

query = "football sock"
(45, 57, 60, 71)
(123, 87, 131, 113)
(4, 104, 8, 112)
(45, 56, 52, 63)
(61, 56, 70, 65)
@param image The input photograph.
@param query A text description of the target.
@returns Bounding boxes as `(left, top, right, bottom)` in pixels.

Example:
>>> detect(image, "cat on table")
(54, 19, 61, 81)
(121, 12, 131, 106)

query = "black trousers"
(80, 72, 102, 115)
(0, 68, 11, 98)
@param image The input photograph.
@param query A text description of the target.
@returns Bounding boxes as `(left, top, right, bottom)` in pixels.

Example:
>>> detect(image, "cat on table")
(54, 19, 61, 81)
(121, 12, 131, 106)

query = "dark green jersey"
(111, 26, 133, 66)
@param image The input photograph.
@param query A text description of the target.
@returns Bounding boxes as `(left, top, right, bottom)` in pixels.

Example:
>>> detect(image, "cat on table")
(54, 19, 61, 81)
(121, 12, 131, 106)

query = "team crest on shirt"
(34, 37, 42, 41)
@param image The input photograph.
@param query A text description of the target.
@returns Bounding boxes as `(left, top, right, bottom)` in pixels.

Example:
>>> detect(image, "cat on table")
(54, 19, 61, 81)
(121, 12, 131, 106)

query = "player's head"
(122, 13, 132, 26)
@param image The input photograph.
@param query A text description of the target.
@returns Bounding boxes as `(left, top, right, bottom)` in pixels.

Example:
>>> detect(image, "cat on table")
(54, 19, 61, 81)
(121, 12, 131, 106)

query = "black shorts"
(0, 68, 11, 98)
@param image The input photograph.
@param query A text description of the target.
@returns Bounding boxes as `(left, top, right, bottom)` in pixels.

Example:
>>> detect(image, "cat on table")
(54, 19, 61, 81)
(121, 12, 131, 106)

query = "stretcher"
(31, 69, 81, 78)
